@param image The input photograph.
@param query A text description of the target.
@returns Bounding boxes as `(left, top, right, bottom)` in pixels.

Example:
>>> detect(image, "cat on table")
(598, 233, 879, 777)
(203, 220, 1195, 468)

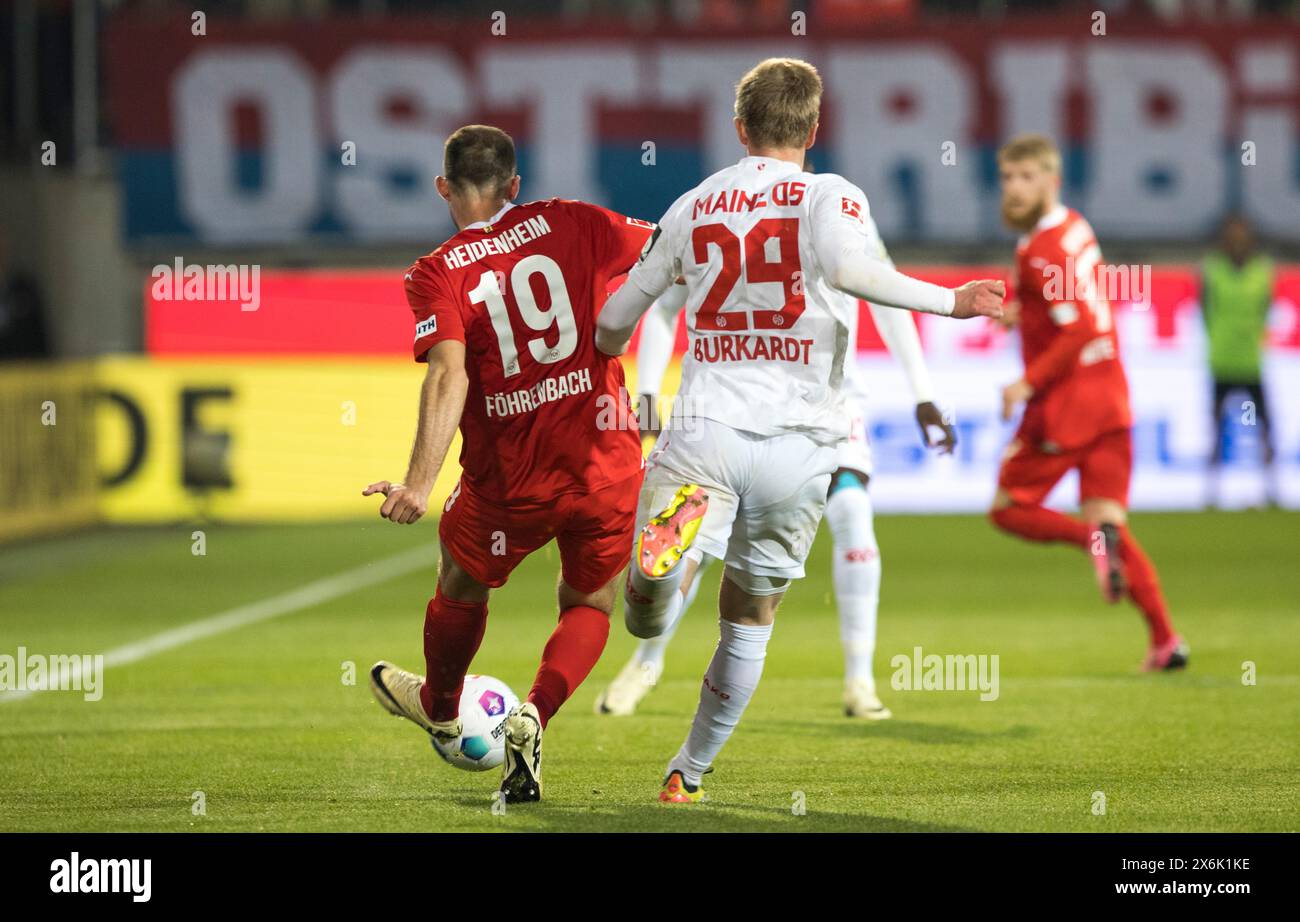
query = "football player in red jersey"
(992, 134, 1188, 672)
(363, 125, 654, 802)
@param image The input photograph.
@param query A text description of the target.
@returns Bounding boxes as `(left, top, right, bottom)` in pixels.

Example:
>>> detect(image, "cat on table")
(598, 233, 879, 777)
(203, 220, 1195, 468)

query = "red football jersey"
(1013, 206, 1132, 451)
(404, 198, 653, 503)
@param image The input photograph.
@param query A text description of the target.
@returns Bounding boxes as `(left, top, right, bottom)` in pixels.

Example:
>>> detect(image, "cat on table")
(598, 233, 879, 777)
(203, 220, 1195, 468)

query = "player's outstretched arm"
(823, 247, 952, 316)
(825, 255, 1004, 320)
(867, 302, 956, 454)
(362, 339, 468, 525)
(811, 183, 1003, 320)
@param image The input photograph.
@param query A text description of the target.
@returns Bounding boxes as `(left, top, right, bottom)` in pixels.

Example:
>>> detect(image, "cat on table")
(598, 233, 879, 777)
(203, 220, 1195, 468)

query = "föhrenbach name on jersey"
(485, 368, 594, 418)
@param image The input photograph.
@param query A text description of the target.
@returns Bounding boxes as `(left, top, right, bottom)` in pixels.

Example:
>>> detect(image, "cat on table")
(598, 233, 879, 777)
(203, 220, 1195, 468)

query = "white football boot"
(500, 702, 543, 803)
(594, 656, 661, 716)
(843, 678, 893, 720)
(369, 661, 462, 743)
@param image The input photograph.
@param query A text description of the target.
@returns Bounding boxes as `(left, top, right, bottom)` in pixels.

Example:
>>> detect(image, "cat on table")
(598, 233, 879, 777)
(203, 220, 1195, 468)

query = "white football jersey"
(627, 156, 881, 446)
(838, 290, 868, 408)
(837, 211, 893, 407)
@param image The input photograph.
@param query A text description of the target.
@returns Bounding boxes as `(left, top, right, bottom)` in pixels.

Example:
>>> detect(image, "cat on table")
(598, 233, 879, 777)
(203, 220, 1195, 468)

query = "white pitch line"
(0, 544, 434, 704)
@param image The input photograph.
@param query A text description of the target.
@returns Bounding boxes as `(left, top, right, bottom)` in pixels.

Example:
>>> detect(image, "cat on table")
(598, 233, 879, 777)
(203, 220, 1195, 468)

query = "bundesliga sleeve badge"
(639, 225, 661, 262)
(841, 197, 863, 223)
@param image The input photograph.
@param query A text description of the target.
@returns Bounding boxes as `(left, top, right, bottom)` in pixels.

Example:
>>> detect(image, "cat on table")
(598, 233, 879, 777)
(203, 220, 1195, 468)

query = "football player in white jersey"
(595, 270, 955, 721)
(595, 57, 1003, 803)
(829, 292, 956, 719)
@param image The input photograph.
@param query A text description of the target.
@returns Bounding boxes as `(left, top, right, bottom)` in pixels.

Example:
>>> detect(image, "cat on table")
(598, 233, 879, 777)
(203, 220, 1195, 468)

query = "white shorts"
(638, 418, 838, 592)
(835, 401, 873, 477)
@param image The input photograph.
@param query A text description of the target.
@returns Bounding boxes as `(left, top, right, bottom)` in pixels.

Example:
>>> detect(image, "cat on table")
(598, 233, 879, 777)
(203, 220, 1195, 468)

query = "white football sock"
(668, 618, 772, 786)
(624, 563, 686, 639)
(825, 483, 881, 688)
(634, 555, 710, 671)
(625, 526, 702, 640)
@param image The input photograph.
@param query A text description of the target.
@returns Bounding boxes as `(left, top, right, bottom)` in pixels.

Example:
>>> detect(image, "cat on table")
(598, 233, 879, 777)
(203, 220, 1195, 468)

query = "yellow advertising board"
(2, 356, 666, 537)
(93, 356, 467, 522)
(0, 362, 98, 541)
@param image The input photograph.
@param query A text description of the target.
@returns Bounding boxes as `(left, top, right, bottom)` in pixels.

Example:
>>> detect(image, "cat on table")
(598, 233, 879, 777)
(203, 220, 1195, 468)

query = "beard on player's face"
(1000, 189, 1047, 234)
(999, 162, 1056, 234)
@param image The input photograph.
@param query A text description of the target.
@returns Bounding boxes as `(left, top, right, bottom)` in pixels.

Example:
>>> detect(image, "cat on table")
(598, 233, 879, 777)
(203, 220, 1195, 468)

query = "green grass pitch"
(1, 511, 1296, 832)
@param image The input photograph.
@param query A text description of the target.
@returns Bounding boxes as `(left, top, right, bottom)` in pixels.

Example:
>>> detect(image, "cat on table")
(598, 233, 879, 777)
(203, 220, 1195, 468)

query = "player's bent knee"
(720, 567, 785, 625)
(558, 575, 617, 615)
(1081, 498, 1127, 526)
(438, 546, 490, 602)
(723, 566, 789, 597)
(989, 489, 1014, 515)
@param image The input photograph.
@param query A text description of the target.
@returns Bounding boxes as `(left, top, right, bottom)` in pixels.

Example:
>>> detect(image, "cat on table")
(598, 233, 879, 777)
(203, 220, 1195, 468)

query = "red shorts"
(438, 471, 642, 594)
(997, 428, 1132, 507)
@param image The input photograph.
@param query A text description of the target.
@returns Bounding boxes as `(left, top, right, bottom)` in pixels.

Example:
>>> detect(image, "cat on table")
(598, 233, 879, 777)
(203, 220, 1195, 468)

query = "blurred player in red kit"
(363, 125, 654, 802)
(992, 134, 1188, 672)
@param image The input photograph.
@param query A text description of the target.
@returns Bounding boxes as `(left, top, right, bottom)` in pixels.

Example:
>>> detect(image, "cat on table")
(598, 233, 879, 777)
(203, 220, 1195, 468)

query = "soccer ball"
(431, 674, 519, 772)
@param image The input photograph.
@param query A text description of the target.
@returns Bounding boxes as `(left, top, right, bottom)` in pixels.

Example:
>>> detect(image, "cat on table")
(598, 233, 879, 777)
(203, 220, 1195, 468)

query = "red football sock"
(1118, 526, 1175, 646)
(419, 592, 489, 722)
(990, 504, 1091, 548)
(527, 605, 610, 728)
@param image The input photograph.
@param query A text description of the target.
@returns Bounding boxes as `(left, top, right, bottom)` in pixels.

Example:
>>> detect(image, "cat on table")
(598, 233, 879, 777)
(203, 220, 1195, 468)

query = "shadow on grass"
(442, 795, 974, 832)
(748, 719, 1039, 746)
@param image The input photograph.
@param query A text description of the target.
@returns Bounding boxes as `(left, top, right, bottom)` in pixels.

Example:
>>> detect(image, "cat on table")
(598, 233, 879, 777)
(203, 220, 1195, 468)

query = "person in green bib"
(1201, 215, 1276, 507)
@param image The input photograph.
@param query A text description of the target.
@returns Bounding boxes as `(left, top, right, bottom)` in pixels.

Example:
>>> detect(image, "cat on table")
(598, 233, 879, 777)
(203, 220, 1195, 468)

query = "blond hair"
(997, 133, 1062, 174)
(734, 58, 822, 150)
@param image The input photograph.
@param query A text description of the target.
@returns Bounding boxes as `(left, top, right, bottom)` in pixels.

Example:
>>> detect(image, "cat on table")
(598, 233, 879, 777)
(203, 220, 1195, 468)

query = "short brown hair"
(443, 124, 516, 197)
(997, 133, 1061, 174)
(734, 58, 822, 150)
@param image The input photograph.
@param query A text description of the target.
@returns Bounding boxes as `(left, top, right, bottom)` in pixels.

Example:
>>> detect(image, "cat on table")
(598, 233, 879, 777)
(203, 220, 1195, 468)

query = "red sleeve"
(404, 261, 464, 363)
(1024, 318, 1094, 391)
(1022, 239, 1099, 392)
(580, 203, 656, 276)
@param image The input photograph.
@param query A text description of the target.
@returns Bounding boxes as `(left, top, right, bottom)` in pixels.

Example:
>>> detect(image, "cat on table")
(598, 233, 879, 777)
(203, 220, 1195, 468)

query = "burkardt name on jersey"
(441, 214, 553, 269)
(693, 333, 816, 366)
(484, 368, 594, 419)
